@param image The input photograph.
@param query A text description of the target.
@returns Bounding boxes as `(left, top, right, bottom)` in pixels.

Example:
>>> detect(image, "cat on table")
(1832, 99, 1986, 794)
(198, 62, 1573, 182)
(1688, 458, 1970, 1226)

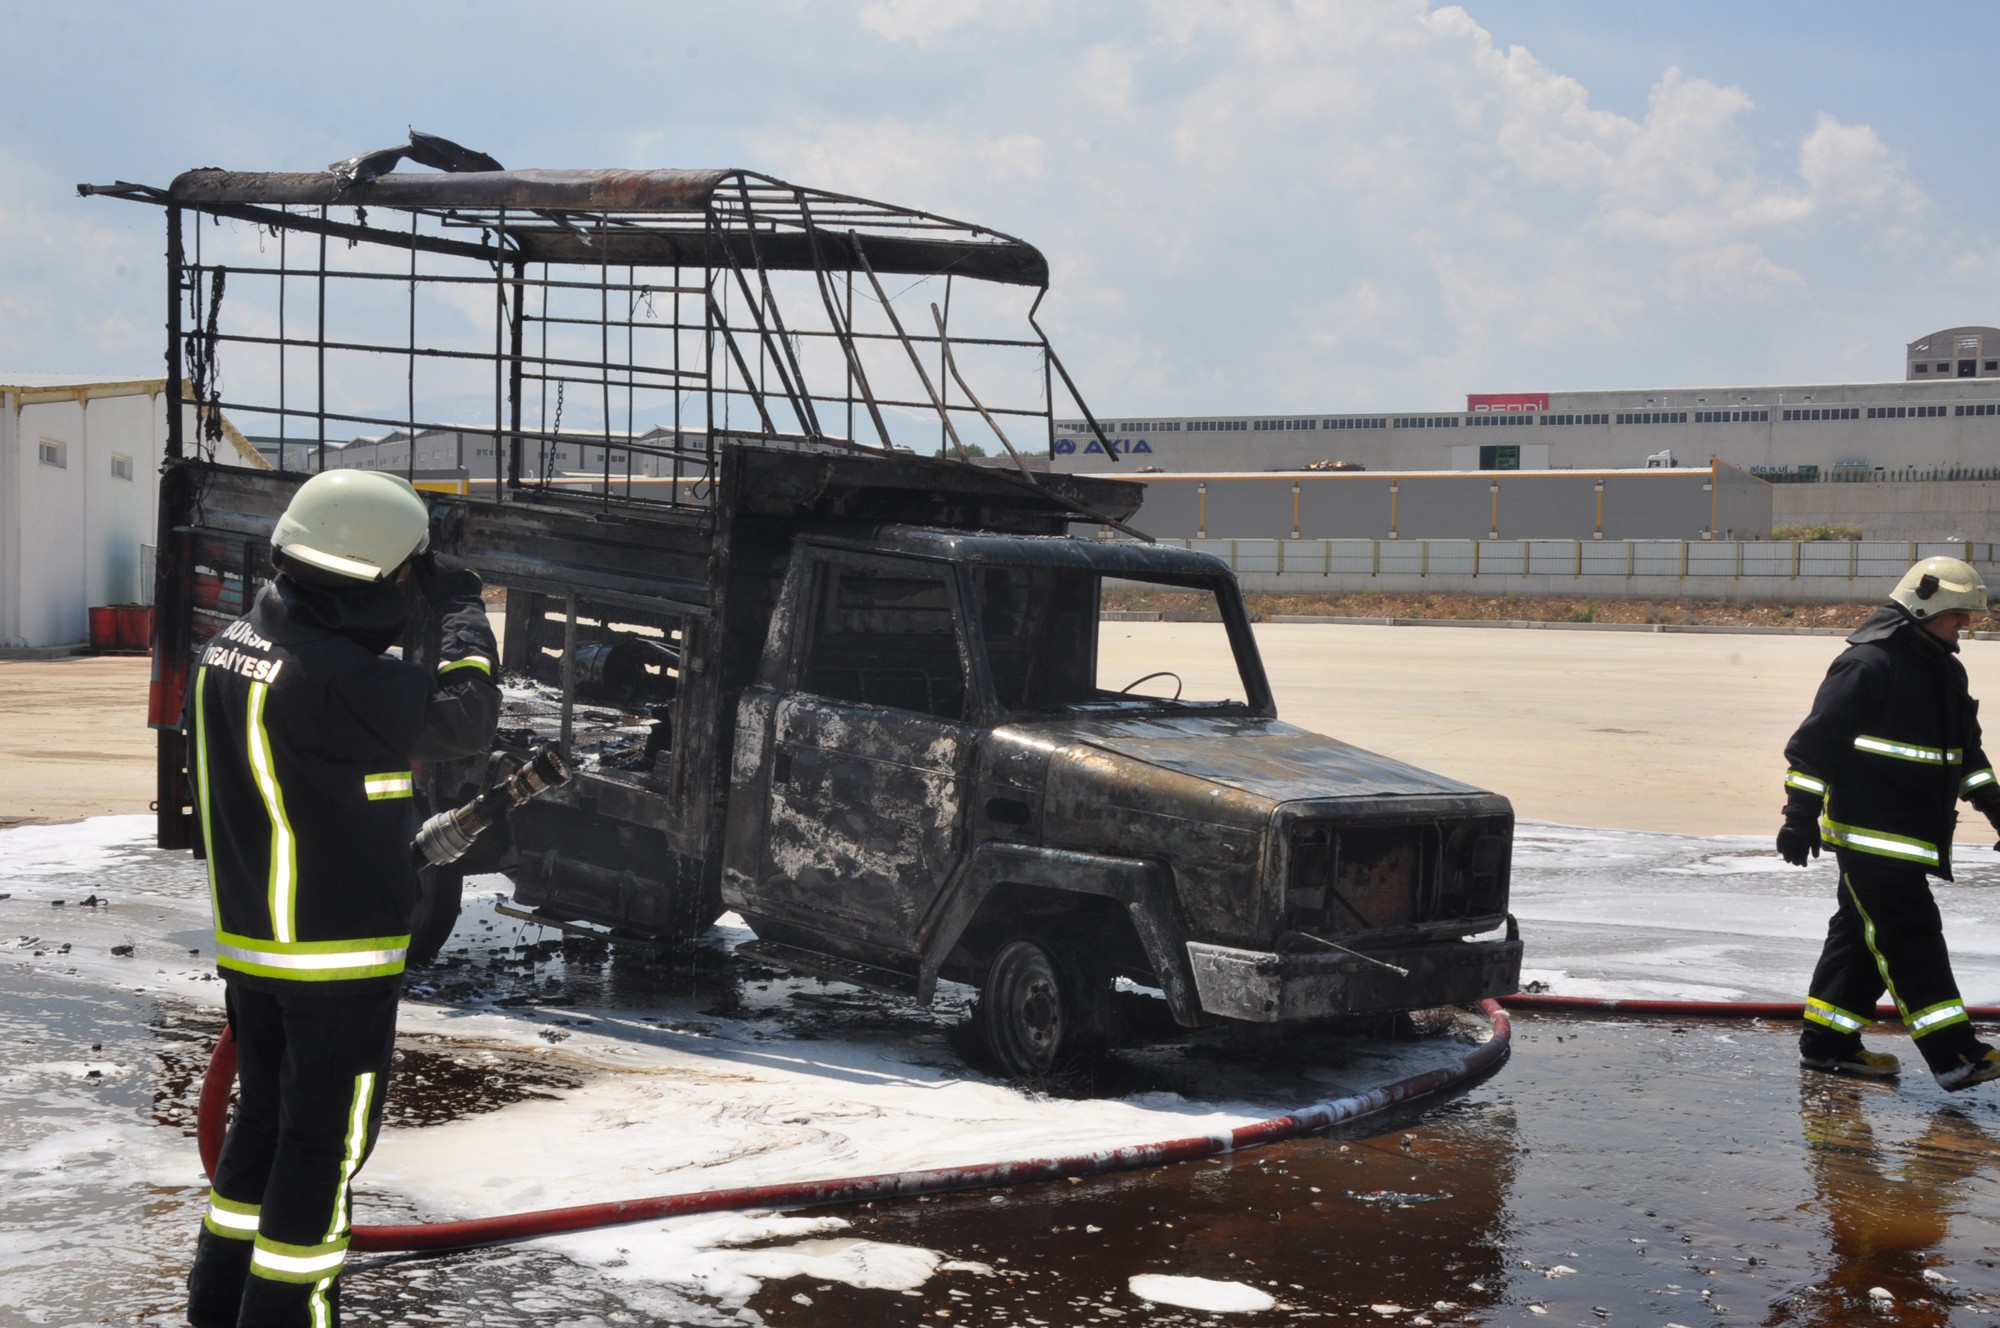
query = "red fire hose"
(1498, 994, 2000, 1020)
(197, 1000, 1513, 1254)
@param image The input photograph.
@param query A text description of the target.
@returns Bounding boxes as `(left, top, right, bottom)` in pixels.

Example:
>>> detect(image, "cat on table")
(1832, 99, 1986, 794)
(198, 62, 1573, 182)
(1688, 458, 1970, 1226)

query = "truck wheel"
(976, 936, 1113, 1078)
(407, 865, 465, 968)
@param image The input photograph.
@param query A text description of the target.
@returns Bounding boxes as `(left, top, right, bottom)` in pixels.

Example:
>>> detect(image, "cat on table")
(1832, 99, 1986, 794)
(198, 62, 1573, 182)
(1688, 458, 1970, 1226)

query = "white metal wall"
(1, 388, 168, 647)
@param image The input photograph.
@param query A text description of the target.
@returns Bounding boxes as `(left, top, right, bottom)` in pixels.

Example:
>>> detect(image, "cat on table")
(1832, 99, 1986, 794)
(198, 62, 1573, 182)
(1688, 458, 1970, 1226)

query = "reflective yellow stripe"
(362, 771, 413, 801)
(214, 931, 409, 982)
(1908, 999, 1970, 1037)
(1853, 734, 1949, 764)
(438, 655, 491, 677)
(245, 682, 299, 944)
(1820, 815, 1940, 866)
(327, 1072, 376, 1241)
(1962, 767, 1996, 794)
(1803, 997, 1868, 1033)
(1785, 770, 1827, 796)
(1845, 872, 1909, 1024)
(193, 666, 219, 913)
(204, 1191, 260, 1239)
(250, 1235, 348, 1284)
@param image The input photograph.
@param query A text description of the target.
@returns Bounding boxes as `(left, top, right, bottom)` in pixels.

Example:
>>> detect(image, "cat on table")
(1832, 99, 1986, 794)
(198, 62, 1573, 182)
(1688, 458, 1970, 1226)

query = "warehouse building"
(1, 376, 179, 648)
(1053, 327, 2000, 482)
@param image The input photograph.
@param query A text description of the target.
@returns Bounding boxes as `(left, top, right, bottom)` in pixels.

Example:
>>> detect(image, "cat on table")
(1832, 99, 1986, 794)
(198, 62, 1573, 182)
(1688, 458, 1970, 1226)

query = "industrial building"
(1, 376, 172, 649)
(1049, 328, 2000, 541)
(0, 375, 267, 649)
(1053, 332, 2000, 478)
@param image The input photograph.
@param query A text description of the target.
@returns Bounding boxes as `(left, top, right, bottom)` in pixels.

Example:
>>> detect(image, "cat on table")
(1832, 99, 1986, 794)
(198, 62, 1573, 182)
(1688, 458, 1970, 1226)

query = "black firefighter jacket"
(184, 569, 500, 991)
(1784, 605, 1996, 879)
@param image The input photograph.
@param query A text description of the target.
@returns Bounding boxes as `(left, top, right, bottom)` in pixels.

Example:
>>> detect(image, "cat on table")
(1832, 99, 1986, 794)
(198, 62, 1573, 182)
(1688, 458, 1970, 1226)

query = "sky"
(1, 1, 1991, 416)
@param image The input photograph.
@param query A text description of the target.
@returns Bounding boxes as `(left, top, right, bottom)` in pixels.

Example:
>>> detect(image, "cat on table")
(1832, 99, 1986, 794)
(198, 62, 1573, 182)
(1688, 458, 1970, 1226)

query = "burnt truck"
(92, 146, 1519, 1076)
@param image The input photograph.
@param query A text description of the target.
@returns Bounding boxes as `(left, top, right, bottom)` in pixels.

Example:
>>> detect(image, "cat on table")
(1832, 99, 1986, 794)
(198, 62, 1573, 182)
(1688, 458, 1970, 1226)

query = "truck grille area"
(1285, 814, 1511, 939)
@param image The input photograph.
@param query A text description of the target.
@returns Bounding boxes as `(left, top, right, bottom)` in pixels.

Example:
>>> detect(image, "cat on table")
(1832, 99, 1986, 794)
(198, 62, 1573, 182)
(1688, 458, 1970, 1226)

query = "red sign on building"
(1466, 392, 1549, 414)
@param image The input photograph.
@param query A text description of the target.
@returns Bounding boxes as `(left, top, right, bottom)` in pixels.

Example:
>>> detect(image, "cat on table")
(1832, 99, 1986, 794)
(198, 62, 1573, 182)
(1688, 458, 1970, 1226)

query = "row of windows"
(1913, 360, 1999, 373)
(1065, 401, 2000, 436)
(33, 439, 135, 478)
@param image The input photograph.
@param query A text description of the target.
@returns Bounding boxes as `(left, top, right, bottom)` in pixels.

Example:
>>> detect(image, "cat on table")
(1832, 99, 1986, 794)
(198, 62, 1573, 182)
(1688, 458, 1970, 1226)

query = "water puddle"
(737, 1015, 2000, 1325)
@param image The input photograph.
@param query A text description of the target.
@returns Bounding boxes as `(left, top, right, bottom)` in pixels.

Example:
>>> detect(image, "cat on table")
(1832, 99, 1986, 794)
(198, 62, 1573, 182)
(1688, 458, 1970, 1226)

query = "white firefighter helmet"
(1889, 555, 1990, 620)
(270, 470, 430, 582)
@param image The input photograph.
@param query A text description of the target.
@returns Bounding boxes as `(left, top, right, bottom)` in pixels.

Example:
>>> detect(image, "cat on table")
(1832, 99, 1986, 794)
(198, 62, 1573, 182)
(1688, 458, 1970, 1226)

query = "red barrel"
(115, 605, 153, 651)
(88, 606, 119, 651)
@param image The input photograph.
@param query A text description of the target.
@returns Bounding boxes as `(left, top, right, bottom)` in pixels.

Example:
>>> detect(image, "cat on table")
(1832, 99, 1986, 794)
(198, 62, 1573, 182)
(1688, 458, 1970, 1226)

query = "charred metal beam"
(176, 462, 717, 616)
(165, 167, 734, 213)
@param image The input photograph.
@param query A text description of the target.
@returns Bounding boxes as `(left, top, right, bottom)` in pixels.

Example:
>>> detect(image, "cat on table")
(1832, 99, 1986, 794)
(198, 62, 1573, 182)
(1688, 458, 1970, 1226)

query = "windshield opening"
(974, 566, 1251, 713)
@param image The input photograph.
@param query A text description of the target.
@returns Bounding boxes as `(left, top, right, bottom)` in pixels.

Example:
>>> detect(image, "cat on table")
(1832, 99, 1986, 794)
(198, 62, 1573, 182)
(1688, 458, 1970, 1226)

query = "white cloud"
(859, 0, 986, 45)
(815, 0, 1934, 406)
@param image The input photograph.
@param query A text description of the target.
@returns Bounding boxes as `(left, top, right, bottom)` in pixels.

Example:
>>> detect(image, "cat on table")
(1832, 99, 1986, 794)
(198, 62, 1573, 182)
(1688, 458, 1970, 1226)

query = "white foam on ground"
(10, 814, 2000, 1320)
(1129, 1273, 1278, 1312)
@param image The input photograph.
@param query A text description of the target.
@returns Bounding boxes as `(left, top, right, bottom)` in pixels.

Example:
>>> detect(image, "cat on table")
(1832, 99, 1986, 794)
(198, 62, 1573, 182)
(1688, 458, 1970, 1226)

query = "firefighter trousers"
(187, 979, 398, 1328)
(1801, 851, 1983, 1074)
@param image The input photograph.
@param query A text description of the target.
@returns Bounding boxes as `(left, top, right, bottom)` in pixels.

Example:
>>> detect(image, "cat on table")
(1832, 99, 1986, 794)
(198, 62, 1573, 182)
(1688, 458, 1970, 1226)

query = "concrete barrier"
(1142, 537, 1999, 603)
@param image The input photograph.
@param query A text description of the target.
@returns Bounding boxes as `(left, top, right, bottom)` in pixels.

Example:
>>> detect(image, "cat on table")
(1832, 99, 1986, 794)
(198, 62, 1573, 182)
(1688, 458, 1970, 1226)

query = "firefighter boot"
(185, 1226, 252, 1328)
(1799, 1037, 1901, 1079)
(1935, 1046, 2000, 1092)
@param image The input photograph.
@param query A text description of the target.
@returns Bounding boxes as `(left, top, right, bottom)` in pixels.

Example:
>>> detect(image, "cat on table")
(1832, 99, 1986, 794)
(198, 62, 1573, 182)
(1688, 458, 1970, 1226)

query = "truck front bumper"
(1184, 927, 1523, 1023)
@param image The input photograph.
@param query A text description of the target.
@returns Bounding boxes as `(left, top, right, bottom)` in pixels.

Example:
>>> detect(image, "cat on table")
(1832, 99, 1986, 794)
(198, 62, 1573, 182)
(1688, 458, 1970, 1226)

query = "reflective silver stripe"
(1804, 998, 1866, 1032)
(245, 682, 299, 944)
(251, 1245, 347, 1277)
(1820, 816, 1941, 866)
(438, 655, 491, 676)
(1785, 771, 1827, 795)
(206, 1200, 261, 1233)
(327, 1071, 376, 1241)
(1909, 1002, 1968, 1033)
(1853, 734, 1948, 763)
(1963, 768, 1996, 792)
(362, 772, 413, 800)
(215, 942, 407, 972)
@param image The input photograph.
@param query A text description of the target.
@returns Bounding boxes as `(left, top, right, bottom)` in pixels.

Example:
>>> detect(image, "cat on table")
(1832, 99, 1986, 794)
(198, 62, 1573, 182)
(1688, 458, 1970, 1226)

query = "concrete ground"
(0, 656, 156, 827)
(8, 624, 1999, 837)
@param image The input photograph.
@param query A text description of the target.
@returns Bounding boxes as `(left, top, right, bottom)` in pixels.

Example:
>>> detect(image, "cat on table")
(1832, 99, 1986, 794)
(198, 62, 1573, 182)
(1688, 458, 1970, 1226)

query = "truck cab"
(722, 526, 1519, 1074)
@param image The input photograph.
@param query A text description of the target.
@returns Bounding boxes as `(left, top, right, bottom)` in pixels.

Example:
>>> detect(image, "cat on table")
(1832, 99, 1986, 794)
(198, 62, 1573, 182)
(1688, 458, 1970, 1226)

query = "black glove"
(410, 550, 481, 603)
(1777, 803, 1821, 867)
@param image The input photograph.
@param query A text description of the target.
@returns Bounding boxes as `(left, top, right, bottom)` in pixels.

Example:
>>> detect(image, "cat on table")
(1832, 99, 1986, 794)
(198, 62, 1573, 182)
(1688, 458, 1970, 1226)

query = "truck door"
(757, 553, 977, 951)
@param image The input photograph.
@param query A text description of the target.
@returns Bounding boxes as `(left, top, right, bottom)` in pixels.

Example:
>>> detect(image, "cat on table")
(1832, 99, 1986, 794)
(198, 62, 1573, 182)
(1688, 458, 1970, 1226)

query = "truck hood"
(1012, 715, 1488, 803)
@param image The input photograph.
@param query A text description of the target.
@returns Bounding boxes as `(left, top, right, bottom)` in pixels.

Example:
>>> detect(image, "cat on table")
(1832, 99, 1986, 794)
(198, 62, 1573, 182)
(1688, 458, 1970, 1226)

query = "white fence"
(1157, 538, 2000, 602)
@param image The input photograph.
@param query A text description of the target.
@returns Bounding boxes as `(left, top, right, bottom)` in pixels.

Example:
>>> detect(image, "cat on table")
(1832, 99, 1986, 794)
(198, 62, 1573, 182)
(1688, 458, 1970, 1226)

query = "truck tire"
(407, 865, 465, 968)
(975, 935, 1113, 1078)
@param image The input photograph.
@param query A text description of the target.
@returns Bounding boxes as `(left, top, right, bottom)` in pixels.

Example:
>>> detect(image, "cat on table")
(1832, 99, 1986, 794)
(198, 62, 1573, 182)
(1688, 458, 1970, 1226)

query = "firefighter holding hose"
(183, 471, 499, 1326)
(1779, 555, 2000, 1092)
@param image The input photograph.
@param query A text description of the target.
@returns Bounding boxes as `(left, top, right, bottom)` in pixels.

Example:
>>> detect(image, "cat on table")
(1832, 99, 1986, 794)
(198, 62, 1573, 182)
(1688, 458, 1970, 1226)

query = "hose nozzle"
(413, 745, 573, 867)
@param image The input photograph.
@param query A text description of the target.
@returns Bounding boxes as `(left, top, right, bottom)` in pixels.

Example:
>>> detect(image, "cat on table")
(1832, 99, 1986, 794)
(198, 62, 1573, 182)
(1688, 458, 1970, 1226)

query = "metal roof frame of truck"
(80, 146, 1133, 519)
